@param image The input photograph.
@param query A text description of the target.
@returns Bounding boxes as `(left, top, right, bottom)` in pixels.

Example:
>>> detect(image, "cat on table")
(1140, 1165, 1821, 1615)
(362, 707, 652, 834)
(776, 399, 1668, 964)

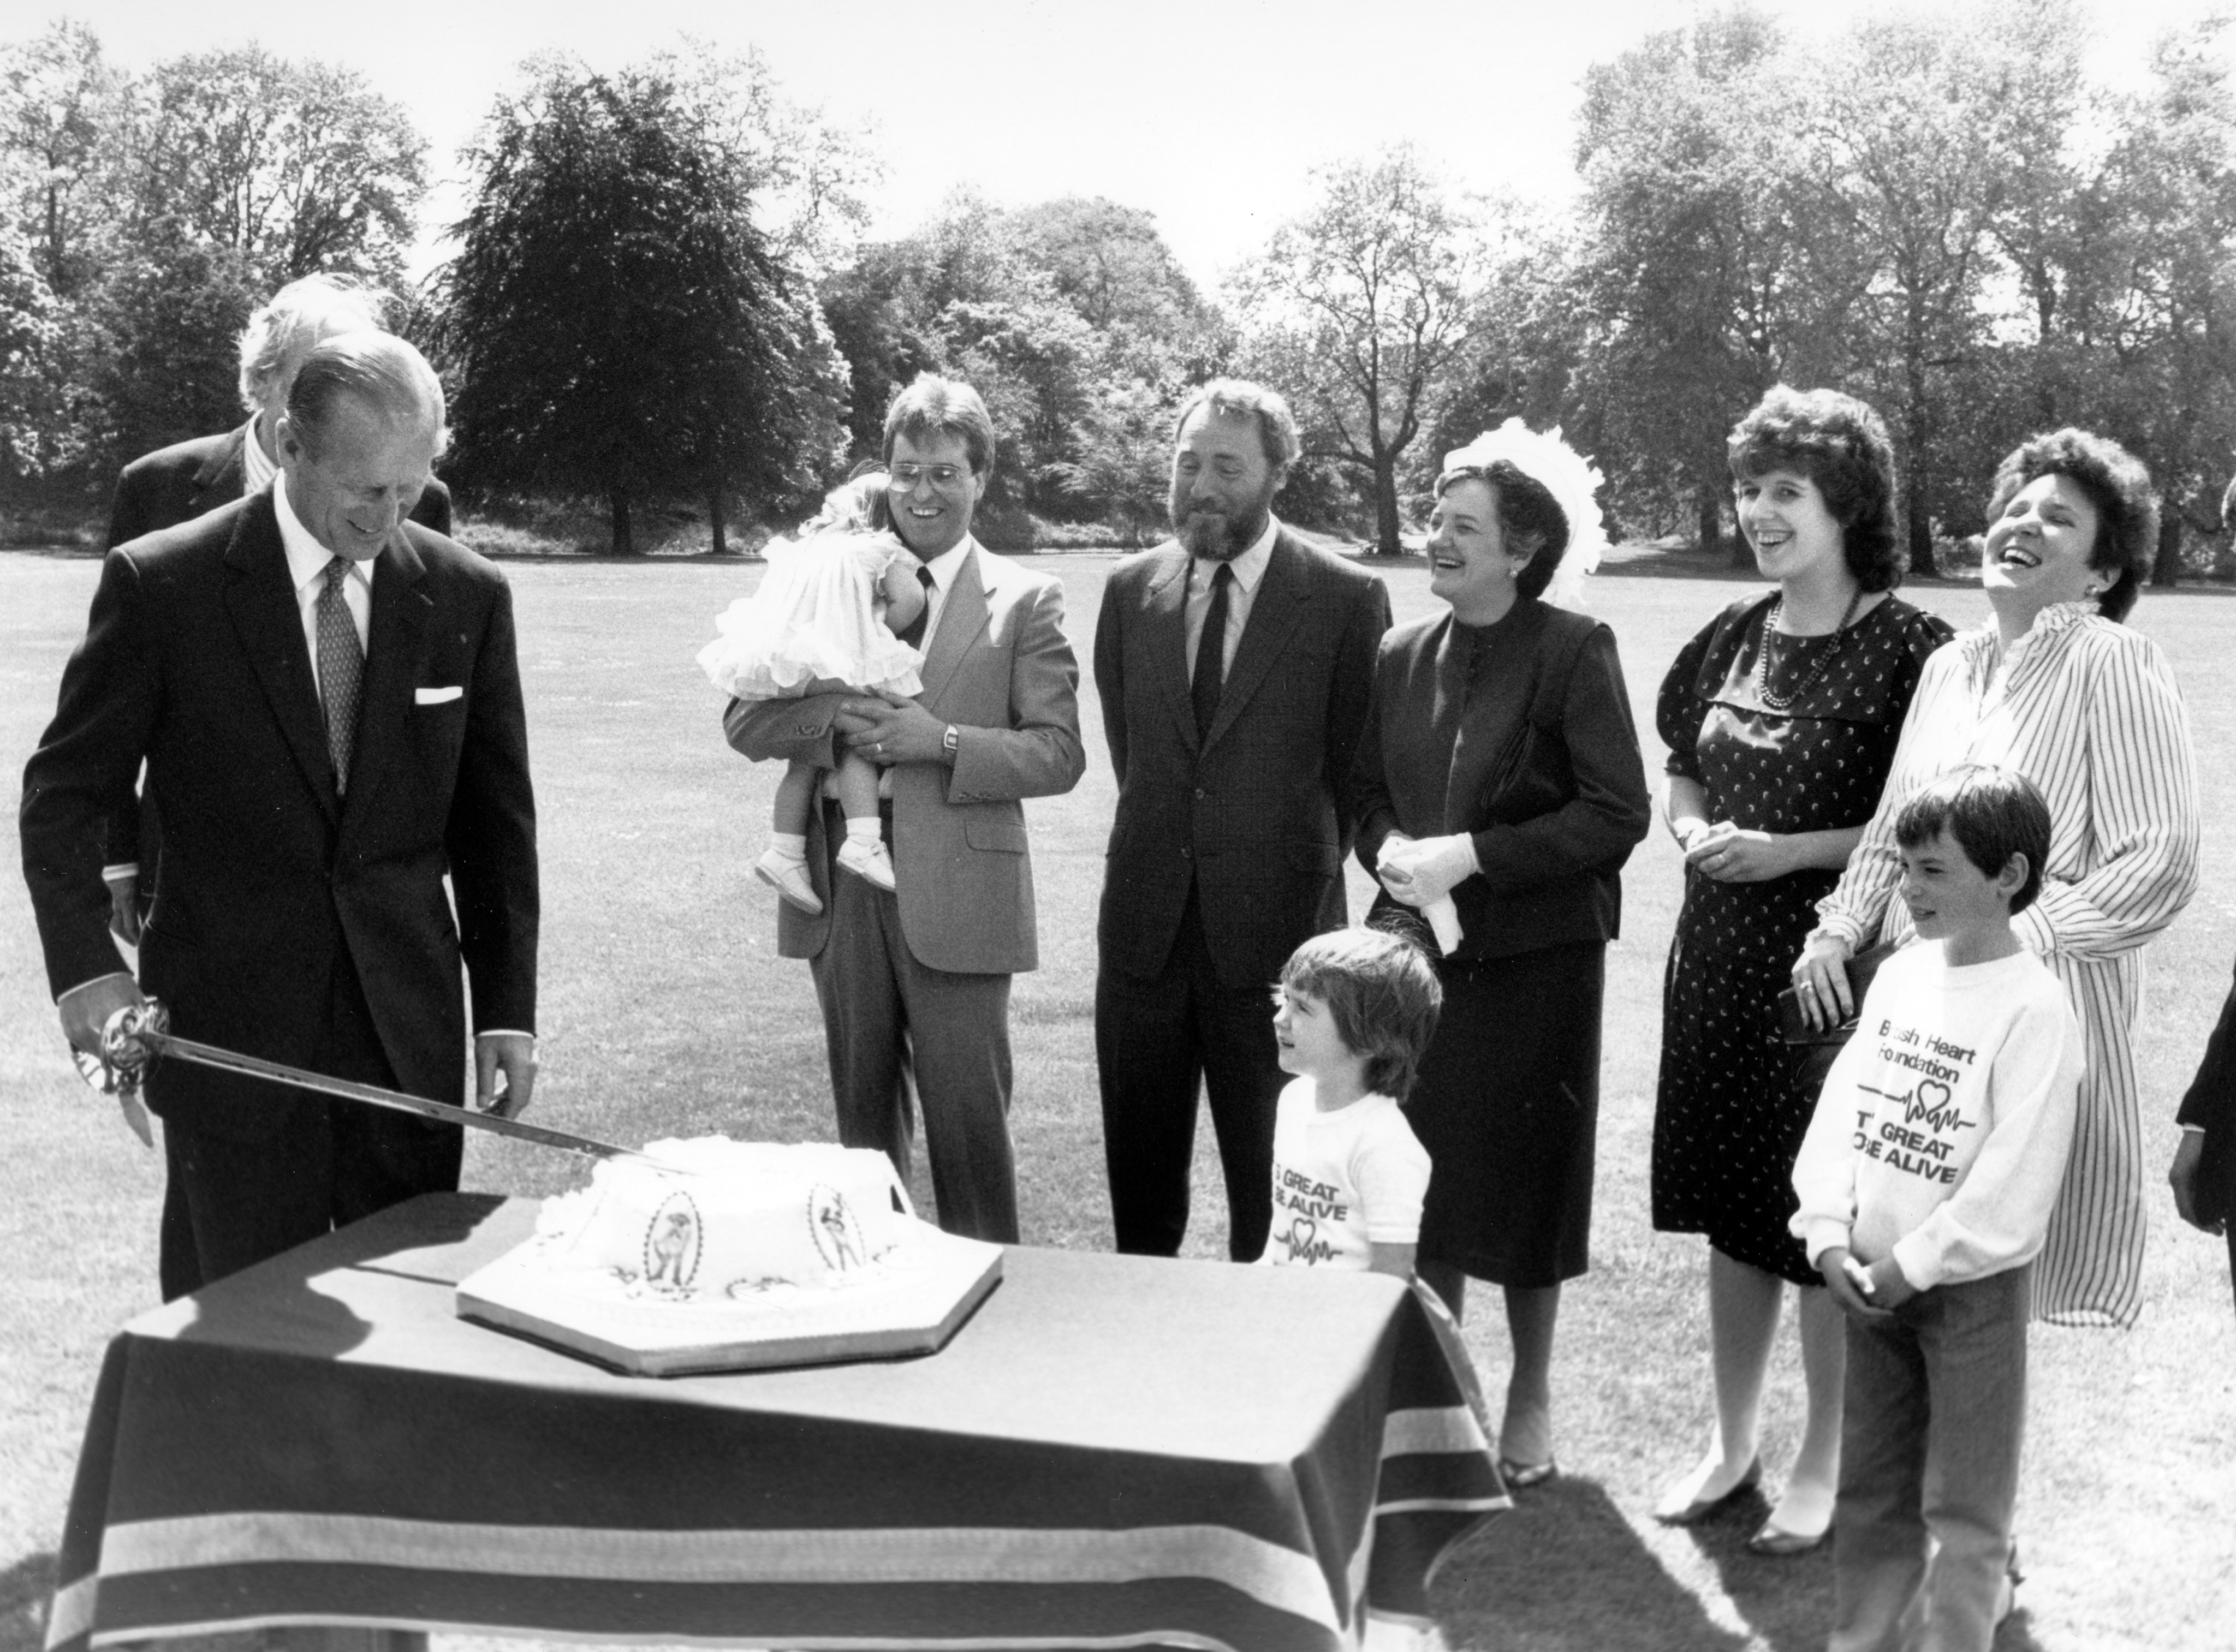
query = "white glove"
(1383, 832, 1479, 907)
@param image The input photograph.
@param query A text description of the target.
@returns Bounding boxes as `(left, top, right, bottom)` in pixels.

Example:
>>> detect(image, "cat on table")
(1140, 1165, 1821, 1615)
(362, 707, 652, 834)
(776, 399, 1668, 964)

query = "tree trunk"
(1907, 490, 1937, 579)
(1696, 486, 1723, 560)
(707, 485, 727, 556)
(1373, 457, 1402, 557)
(2152, 507, 2185, 588)
(609, 488, 635, 556)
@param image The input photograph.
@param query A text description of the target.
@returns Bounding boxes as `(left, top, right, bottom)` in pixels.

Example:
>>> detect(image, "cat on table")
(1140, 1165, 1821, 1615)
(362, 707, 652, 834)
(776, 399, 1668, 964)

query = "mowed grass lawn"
(2, 547, 2231, 1652)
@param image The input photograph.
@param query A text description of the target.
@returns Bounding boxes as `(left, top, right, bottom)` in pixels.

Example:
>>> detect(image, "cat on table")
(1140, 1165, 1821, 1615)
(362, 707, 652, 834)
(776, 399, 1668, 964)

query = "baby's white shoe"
(754, 848, 823, 914)
(835, 837, 897, 892)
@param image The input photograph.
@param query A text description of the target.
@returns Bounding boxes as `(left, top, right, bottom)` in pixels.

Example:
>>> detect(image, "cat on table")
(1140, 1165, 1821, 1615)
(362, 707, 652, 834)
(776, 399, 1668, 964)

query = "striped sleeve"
(2013, 629, 2200, 961)
(1809, 643, 1965, 950)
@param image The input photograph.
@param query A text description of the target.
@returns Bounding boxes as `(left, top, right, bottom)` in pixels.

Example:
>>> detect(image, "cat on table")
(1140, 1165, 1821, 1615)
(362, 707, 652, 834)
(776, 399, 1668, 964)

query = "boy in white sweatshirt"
(1790, 765, 2082, 1652)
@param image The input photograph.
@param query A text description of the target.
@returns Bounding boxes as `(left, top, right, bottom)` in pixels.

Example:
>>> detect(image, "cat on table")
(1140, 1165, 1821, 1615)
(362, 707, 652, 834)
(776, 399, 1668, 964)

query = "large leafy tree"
(819, 190, 1214, 544)
(442, 59, 842, 553)
(122, 46, 426, 287)
(1, 25, 433, 487)
(0, 20, 126, 301)
(1231, 147, 1488, 556)
(1571, 7, 1797, 558)
(1788, 2, 2084, 572)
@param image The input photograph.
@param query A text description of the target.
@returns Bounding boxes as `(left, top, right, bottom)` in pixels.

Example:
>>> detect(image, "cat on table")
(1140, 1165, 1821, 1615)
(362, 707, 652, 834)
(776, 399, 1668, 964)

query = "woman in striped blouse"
(1792, 428, 2200, 1328)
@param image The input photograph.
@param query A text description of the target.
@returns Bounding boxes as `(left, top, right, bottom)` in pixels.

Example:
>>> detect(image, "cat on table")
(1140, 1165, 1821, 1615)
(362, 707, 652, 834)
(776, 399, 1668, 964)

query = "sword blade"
(142, 1030, 681, 1171)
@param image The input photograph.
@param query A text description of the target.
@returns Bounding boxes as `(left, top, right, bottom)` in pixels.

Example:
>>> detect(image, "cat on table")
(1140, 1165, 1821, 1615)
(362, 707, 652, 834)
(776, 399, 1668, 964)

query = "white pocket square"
(415, 685, 463, 706)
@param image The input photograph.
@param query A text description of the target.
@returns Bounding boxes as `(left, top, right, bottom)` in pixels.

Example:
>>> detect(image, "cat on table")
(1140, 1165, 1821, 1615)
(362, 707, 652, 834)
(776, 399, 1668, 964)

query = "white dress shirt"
(241, 418, 277, 496)
(1184, 514, 1279, 679)
(914, 533, 976, 651)
(275, 472, 373, 695)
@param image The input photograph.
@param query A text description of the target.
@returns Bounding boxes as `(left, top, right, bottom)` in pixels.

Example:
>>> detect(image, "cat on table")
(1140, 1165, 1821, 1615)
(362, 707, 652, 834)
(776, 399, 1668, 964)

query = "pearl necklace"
(1754, 588, 1864, 713)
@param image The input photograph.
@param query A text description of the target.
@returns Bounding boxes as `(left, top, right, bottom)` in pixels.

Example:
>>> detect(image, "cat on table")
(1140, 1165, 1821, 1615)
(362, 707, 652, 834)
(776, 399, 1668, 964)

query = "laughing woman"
(1651, 387, 1953, 1553)
(1794, 428, 2201, 1331)
(1353, 424, 1651, 1484)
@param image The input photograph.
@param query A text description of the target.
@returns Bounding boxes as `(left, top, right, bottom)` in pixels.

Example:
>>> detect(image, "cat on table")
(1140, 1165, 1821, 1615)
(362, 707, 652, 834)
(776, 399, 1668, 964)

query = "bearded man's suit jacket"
(1091, 527, 1389, 1259)
(21, 490, 538, 1144)
(102, 424, 456, 881)
(1095, 529, 1390, 989)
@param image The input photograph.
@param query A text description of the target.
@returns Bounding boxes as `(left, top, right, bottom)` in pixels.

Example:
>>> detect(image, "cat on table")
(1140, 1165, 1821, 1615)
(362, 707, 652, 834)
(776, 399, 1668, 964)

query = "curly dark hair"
(1985, 428, 2158, 624)
(1726, 385, 1905, 592)
(1434, 461, 1569, 601)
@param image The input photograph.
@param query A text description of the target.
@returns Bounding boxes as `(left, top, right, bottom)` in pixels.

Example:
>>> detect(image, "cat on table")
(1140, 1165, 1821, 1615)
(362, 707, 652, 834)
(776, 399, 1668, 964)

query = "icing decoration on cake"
(527, 1137, 912, 1303)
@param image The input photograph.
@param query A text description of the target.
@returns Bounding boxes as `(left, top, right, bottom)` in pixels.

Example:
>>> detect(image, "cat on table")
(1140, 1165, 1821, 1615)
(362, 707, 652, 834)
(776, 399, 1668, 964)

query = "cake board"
(455, 1218, 1003, 1376)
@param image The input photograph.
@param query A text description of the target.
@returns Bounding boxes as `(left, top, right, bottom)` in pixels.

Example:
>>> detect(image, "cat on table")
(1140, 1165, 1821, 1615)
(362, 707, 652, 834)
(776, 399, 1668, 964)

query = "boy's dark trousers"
(1830, 1264, 2031, 1652)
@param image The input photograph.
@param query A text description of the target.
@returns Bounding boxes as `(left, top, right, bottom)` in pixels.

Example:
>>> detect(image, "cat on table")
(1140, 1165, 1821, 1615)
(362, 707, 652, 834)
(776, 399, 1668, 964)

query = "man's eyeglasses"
(888, 463, 970, 490)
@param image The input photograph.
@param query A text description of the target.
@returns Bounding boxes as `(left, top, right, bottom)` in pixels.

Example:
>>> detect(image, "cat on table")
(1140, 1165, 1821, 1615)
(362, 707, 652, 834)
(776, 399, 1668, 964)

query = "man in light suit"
(22, 332, 538, 1299)
(724, 375, 1084, 1244)
(1094, 379, 1391, 1261)
(101, 273, 456, 946)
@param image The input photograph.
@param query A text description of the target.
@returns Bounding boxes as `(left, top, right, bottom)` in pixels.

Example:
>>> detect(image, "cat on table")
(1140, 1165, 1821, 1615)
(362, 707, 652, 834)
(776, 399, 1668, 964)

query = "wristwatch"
(942, 724, 960, 759)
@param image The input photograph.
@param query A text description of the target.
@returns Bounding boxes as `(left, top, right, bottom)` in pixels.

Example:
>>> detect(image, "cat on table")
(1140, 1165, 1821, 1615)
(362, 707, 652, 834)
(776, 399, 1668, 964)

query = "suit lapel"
(340, 528, 432, 834)
(917, 545, 988, 711)
(222, 496, 339, 820)
(1144, 545, 1198, 754)
(1203, 534, 1306, 751)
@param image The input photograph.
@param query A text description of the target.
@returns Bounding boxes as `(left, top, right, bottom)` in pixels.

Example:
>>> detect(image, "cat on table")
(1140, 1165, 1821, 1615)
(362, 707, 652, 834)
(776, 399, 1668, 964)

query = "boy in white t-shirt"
(1262, 927, 1440, 1277)
(1790, 765, 2083, 1652)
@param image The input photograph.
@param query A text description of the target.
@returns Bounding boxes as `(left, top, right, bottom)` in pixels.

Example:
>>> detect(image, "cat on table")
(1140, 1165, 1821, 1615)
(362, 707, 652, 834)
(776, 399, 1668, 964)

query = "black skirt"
(1405, 939, 1603, 1287)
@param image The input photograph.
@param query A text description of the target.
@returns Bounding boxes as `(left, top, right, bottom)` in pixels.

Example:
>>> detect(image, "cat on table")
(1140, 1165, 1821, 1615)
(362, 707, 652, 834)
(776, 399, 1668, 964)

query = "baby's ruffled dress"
(699, 529, 923, 700)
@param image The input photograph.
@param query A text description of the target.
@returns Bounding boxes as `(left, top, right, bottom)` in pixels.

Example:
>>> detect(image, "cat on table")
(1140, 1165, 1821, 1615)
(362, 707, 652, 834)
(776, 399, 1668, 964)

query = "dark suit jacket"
(2176, 963, 2236, 1225)
(1094, 530, 1390, 989)
(1353, 597, 1651, 961)
(21, 492, 537, 1140)
(108, 423, 454, 551)
(102, 425, 455, 872)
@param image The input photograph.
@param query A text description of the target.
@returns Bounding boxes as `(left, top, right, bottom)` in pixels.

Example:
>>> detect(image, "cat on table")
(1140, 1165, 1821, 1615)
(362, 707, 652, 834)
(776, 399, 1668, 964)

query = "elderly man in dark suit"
(100, 273, 456, 946)
(22, 331, 537, 1300)
(1093, 379, 1391, 1261)
(2174, 967, 2236, 1311)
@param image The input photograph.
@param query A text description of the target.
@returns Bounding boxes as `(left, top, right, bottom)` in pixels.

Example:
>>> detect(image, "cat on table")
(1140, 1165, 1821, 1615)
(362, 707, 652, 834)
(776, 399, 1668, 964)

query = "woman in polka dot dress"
(1649, 387, 1953, 1554)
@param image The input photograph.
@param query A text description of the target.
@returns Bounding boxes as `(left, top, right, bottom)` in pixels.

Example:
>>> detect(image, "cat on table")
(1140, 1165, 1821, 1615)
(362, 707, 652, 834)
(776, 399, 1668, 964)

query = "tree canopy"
(441, 58, 845, 553)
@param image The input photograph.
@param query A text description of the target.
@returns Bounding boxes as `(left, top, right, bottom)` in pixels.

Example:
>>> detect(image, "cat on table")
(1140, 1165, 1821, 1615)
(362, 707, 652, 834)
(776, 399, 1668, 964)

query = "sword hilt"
(72, 999, 170, 1100)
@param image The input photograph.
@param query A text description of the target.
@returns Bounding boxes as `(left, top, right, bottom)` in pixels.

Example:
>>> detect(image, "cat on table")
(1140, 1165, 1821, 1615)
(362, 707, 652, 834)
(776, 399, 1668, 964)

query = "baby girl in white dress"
(698, 472, 926, 910)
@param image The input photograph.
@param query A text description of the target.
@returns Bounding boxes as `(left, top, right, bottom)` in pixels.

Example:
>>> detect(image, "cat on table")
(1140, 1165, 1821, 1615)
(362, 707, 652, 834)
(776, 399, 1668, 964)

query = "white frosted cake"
(527, 1136, 913, 1300)
(456, 1136, 1004, 1375)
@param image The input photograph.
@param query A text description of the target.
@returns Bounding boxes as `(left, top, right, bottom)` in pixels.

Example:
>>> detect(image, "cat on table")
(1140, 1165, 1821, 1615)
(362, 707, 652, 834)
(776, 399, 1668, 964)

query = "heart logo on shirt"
(1907, 1078, 1967, 1134)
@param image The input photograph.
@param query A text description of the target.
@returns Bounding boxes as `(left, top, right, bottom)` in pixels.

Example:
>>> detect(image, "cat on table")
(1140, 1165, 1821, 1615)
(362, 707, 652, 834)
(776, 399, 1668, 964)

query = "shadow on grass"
(1432, 1476, 1753, 1651)
(1679, 1486, 1830, 1652)
(0, 1552, 55, 1652)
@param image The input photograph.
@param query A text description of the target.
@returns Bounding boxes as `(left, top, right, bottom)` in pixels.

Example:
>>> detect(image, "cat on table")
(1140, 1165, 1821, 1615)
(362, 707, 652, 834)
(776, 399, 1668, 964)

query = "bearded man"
(1092, 379, 1391, 1260)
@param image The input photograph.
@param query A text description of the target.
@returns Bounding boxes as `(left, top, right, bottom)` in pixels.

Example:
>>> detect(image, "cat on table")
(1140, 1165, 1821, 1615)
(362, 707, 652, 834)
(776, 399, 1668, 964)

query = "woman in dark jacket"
(1353, 423, 1652, 1484)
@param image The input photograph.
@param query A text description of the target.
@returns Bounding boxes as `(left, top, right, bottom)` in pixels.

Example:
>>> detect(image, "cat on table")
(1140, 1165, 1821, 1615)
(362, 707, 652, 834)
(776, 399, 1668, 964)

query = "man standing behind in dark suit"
(2173, 966, 2236, 1311)
(22, 332, 538, 1299)
(1095, 379, 1391, 1261)
(100, 273, 456, 945)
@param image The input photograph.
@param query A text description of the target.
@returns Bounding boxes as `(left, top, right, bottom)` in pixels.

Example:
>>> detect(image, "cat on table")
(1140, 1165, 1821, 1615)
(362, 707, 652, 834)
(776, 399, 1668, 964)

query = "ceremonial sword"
(79, 1000, 683, 1171)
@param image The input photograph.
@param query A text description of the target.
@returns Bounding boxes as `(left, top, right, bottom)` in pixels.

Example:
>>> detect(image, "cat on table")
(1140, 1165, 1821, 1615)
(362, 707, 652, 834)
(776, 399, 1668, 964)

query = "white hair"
(237, 275, 393, 415)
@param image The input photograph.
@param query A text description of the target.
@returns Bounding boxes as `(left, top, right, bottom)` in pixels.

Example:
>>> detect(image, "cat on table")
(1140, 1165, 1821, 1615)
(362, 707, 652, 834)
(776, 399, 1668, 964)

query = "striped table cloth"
(47, 1194, 1505, 1651)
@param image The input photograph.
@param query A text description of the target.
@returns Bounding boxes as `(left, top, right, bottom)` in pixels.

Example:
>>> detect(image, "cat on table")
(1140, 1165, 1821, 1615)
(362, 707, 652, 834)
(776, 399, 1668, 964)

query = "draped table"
(46, 1193, 1504, 1652)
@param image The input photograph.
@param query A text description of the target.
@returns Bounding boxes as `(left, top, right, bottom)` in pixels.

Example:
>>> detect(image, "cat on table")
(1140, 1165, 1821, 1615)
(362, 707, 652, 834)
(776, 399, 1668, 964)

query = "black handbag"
(1776, 940, 1897, 1094)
